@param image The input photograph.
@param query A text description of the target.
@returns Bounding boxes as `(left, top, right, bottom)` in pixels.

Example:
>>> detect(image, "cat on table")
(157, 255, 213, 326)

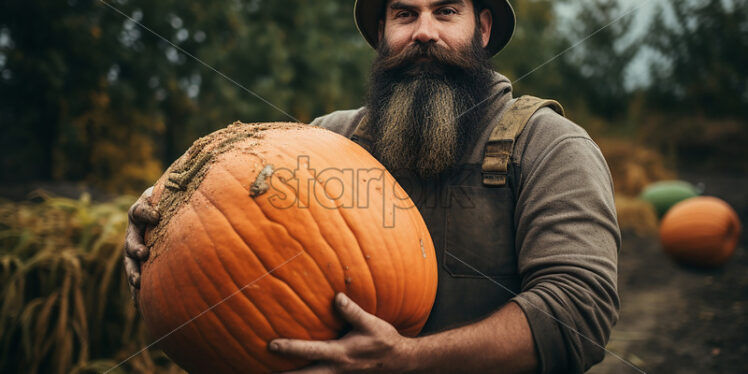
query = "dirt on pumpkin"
(145, 122, 297, 252)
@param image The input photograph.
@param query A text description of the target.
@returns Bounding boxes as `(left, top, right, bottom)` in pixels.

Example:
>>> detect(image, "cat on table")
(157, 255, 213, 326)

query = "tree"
(0, 0, 374, 193)
(639, 0, 748, 172)
(555, 0, 638, 119)
(647, 0, 748, 118)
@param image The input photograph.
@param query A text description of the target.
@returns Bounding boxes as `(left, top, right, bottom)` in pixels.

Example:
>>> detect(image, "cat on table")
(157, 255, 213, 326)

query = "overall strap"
(482, 95, 565, 187)
(350, 113, 374, 153)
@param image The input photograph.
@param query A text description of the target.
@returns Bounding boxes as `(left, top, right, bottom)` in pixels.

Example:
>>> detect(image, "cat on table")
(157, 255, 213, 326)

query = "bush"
(0, 192, 182, 373)
(598, 137, 675, 197)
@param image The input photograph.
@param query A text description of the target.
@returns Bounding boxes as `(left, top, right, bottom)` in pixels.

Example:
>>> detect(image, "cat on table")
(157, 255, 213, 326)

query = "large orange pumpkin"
(659, 196, 742, 267)
(139, 122, 438, 373)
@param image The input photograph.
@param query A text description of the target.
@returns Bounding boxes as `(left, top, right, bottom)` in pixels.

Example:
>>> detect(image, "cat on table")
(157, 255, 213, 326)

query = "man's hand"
(269, 293, 415, 373)
(123, 186, 159, 307)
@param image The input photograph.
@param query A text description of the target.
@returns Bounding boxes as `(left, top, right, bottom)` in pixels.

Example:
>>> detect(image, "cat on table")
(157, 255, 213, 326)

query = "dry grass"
(597, 138, 676, 235)
(598, 138, 676, 197)
(614, 195, 660, 237)
(0, 191, 184, 374)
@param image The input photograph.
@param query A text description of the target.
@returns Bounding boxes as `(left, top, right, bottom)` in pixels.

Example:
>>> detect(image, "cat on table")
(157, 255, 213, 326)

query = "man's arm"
(408, 301, 537, 373)
(510, 110, 621, 373)
(270, 293, 537, 374)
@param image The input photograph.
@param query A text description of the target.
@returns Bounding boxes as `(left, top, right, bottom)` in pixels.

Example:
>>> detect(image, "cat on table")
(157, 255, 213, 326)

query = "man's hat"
(354, 0, 516, 56)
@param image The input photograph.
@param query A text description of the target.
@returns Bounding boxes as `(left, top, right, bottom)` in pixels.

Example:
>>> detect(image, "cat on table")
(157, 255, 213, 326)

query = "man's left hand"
(269, 293, 416, 373)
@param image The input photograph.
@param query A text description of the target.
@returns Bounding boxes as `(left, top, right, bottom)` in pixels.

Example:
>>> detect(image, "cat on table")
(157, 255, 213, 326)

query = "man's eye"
(436, 8, 457, 16)
(395, 10, 414, 18)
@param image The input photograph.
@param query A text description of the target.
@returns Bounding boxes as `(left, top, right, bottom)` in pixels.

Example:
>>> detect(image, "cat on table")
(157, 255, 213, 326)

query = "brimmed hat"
(354, 0, 516, 56)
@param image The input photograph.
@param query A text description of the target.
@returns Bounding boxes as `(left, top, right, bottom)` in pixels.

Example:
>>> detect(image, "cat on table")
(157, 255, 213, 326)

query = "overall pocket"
(443, 185, 517, 278)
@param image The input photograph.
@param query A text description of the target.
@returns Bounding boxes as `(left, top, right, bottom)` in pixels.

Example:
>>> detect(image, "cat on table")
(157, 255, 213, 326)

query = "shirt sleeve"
(510, 110, 621, 373)
(309, 107, 366, 138)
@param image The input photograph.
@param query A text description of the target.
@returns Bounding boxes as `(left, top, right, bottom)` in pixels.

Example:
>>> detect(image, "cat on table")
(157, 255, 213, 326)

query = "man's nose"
(412, 15, 439, 44)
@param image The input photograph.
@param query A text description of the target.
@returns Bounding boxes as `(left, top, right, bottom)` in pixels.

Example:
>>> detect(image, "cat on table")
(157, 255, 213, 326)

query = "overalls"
(351, 96, 565, 334)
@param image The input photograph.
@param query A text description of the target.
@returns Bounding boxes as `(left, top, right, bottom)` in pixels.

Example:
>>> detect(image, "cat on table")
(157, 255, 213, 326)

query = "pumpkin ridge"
(368, 187, 409, 321)
(186, 190, 290, 341)
(182, 205, 274, 367)
(149, 252, 212, 371)
(242, 170, 342, 287)
(178, 205, 274, 371)
(157, 240, 246, 373)
(393, 192, 423, 326)
(385, 189, 414, 323)
(194, 187, 335, 334)
(187, 188, 300, 344)
(329, 196, 380, 316)
(403, 204, 435, 329)
(333, 190, 401, 321)
(217, 156, 346, 304)
(247, 197, 341, 332)
(298, 137, 381, 316)
(305, 129, 405, 319)
(257, 141, 354, 294)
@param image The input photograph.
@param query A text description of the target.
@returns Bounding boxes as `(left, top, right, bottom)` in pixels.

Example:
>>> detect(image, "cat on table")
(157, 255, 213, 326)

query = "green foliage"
(0, 193, 183, 373)
(0, 0, 166, 192)
(555, 0, 638, 119)
(638, 0, 748, 172)
(497, 0, 568, 99)
(647, 0, 748, 118)
(0, 0, 372, 193)
(1, 0, 746, 186)
(492, 0, 638, 131)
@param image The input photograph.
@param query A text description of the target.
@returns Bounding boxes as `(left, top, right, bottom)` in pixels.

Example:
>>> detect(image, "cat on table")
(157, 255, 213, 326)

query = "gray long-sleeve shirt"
(310, 72, 620, 373)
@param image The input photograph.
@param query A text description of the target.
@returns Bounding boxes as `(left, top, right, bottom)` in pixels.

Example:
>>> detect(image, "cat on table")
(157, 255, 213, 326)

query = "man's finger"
(124, 255, 141, 288)
(269, 339, 344, 361)
(128, 200, 160, 226)
(335, 293, 379, 333)
(125, 223, 150, 260)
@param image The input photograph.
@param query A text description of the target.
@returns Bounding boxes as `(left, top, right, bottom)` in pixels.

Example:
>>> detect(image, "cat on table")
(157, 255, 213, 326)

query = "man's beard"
(364, 31, 495, 179)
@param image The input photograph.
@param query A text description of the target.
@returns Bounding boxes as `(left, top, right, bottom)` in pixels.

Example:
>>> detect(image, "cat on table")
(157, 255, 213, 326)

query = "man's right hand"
(123, 186, 160, 307)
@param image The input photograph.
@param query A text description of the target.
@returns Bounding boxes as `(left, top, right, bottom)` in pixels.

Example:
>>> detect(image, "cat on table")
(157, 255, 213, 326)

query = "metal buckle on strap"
(482, 139, 513, 187)
(482, 171, 508, 186)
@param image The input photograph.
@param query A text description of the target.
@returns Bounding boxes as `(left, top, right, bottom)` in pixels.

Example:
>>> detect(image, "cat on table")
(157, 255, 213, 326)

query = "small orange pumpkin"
(139, 122, 437, 373)
(659, 196, 741, 267)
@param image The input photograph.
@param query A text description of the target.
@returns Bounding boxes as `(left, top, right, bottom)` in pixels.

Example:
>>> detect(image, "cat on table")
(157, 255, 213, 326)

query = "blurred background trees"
(1, 0, 746, 194)
(641, 0, 748, 172)
(0, 0, 374, 193)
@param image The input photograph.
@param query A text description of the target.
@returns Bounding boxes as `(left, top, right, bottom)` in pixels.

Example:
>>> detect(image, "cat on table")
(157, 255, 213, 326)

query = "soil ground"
(591, 171, 748, 374)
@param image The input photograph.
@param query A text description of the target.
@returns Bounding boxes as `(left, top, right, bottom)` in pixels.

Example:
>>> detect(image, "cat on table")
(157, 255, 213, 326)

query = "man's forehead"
(385, 0, 471, 10)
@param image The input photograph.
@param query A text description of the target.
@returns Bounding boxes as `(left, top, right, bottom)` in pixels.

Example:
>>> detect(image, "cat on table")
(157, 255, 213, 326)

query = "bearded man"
(124, 0, 621, 373)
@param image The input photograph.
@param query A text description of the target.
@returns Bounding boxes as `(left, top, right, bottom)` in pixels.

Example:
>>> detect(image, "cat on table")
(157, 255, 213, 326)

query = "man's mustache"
(376, 41, 478, 74)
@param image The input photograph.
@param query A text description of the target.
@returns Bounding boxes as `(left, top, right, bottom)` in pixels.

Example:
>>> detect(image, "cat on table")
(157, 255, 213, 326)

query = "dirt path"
(591, 171, 748, 373)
